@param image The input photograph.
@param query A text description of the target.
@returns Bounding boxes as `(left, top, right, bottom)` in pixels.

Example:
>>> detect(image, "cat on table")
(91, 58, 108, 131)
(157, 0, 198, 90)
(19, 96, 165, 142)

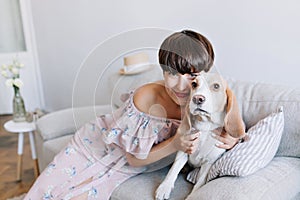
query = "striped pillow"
(187, 107, 284, 183)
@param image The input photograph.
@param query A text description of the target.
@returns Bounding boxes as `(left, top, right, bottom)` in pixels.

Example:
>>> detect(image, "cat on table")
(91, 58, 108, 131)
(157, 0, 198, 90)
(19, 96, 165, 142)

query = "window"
(0, 0, 26, 53)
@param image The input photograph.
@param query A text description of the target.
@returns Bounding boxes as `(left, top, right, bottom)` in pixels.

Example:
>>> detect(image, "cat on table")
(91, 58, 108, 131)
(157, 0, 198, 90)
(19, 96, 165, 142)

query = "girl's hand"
(126, 130, 200, 167)
(212, 128, 239, 150)
(172, 130, 200, 154)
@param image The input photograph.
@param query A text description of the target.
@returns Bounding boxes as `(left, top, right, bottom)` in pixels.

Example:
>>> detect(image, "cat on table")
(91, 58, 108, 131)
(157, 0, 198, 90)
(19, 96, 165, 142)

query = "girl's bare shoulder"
(133, 81, 165, 113)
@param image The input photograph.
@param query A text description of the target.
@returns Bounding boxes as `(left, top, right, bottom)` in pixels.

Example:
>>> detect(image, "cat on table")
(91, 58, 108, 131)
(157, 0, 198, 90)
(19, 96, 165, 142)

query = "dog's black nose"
(192, 95, 206, 105)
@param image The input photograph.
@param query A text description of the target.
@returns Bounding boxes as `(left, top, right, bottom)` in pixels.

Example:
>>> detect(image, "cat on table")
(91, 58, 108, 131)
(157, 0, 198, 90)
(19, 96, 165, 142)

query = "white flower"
(11, 68, 19, 75)
(8, 64, 13, 71)
(13, 78, 23, 88)
(1, 70, 8, 78)
(1, 64, 7, 70)
(5, 79, 14, 87)
(17, 62, 24, 68)
(1, 58, 25, 88)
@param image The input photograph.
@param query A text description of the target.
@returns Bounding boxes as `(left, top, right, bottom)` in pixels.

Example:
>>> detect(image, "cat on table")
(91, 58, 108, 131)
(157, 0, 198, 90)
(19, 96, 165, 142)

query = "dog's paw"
(155, 181, 174, 200)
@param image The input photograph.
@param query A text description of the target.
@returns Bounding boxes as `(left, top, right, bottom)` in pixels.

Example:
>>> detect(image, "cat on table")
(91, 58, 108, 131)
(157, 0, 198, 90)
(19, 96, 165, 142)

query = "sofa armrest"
(36, 105, 112, 141)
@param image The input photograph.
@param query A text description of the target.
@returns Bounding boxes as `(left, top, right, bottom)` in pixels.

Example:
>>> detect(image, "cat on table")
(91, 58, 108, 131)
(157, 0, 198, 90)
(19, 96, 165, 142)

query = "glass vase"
(13, 86, 27, 122)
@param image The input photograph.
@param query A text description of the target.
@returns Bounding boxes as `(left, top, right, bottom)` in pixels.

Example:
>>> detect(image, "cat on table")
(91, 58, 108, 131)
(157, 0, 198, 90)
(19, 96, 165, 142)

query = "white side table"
(4, 120, 40, 181)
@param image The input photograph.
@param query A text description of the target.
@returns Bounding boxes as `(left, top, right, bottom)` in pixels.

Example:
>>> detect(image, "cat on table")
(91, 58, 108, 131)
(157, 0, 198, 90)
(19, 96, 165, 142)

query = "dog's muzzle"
(193, 107, 211, 118)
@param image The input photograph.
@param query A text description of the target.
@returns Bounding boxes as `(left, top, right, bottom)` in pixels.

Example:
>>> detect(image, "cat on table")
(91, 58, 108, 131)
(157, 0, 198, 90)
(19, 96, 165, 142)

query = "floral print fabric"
(25, 92, 180, 200)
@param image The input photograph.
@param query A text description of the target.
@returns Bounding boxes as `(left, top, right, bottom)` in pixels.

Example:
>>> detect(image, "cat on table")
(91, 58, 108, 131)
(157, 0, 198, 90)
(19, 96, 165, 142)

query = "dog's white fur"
(155, 73, 246, 200)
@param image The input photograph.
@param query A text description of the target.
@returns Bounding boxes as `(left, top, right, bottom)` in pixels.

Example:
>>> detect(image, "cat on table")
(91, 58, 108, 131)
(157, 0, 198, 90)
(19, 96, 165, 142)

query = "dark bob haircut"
(158, 30, 215, 75)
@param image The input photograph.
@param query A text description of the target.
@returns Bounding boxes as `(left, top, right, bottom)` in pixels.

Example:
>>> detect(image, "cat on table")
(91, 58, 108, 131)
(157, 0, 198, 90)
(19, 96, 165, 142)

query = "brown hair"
(159, 30, 215, 74)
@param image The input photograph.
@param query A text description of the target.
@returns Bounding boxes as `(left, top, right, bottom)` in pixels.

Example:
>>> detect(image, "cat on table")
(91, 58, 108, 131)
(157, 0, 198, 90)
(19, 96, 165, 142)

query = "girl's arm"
(126, 131, 199, 167)
(126, 128, 238, 167)
(126, 83, 200, 167)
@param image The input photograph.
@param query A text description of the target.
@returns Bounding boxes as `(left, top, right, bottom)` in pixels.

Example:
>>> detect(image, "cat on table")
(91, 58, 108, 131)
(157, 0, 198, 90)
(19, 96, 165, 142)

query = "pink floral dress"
(25, 91, 180, 200)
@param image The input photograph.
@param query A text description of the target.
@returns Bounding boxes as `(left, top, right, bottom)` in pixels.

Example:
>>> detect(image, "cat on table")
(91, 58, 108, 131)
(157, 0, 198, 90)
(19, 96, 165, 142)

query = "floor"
(0, 115, 35, 200)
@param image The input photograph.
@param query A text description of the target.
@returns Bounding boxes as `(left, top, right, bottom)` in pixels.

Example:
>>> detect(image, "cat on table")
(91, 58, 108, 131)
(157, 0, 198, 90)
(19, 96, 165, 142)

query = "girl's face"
(163, 71, 200, 107)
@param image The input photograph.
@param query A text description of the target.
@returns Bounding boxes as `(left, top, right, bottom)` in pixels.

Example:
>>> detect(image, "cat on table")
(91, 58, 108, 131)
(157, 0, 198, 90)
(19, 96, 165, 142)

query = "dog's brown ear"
(224, 87, 246, 138)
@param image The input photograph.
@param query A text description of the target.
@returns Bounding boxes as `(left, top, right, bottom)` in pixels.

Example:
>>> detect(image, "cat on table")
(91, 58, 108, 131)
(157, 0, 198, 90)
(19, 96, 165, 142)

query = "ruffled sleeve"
(101, 92, 179, 159)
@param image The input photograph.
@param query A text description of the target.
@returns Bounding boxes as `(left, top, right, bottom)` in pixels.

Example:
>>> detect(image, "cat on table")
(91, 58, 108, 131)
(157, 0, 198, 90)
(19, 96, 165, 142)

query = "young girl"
(25, 30, 238, 200)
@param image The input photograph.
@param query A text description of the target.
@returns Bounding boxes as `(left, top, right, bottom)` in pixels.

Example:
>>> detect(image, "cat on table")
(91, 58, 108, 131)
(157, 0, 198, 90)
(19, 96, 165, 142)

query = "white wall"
(30, 0, 300, 111)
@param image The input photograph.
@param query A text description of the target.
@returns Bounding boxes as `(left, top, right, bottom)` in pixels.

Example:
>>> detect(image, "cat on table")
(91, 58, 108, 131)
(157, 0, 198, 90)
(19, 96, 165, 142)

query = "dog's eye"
(191, 81, 198, 89)
(212, 83, 220, 91)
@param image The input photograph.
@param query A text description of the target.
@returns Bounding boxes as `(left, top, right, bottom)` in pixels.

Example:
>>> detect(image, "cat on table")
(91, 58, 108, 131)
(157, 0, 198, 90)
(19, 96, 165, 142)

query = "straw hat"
(119, 52, 154, 75)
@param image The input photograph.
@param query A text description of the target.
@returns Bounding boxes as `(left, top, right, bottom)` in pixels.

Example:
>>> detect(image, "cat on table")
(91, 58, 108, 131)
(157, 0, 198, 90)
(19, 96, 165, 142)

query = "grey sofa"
(35, 68, 300, 199)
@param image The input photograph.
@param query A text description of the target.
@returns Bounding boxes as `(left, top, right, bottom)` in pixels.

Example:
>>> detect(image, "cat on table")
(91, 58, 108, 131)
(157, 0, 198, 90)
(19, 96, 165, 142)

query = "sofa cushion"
(112, 157, 300, 200)
(185, 157, 300, 200)
(227, 80, 300, 158)
(187, 107, 284, 183)
(204, 107, 284, 181)
(111, 165, 193, 200)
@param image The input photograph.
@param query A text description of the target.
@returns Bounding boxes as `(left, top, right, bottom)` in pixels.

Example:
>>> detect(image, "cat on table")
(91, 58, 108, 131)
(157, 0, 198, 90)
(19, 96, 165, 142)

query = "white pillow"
(187, 107, 284, 183)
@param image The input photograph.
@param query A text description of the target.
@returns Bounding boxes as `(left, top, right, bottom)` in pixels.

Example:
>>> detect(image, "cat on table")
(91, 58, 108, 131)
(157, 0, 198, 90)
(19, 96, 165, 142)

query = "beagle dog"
(155, 72, 246, 200)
